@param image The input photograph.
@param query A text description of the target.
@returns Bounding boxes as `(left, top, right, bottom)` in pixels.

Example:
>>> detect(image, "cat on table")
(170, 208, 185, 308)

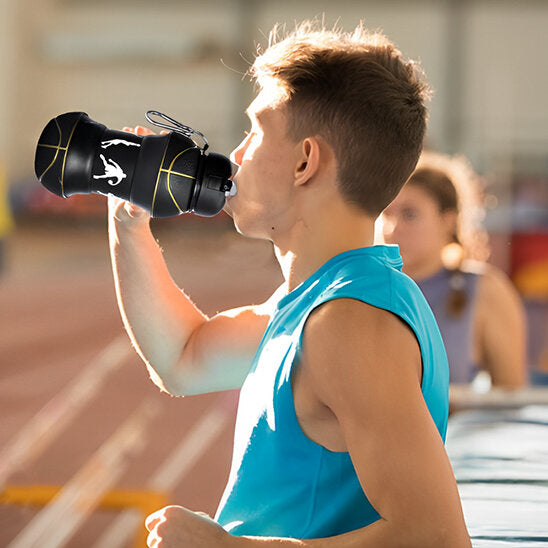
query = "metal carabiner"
(145, 110, 209, 152)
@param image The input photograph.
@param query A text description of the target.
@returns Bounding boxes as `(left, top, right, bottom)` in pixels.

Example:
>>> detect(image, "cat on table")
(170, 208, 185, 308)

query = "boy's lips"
(225, 161, 239, 198)
(229, 161, 239, 180)
(225, 180, 237, 198)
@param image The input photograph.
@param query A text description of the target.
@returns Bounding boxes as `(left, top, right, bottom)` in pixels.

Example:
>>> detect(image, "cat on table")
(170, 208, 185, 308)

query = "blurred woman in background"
(382, 151, 526, 388)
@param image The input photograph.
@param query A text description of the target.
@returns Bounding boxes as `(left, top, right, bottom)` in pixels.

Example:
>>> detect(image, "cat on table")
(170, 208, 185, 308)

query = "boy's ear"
(294, 137, 321, 186)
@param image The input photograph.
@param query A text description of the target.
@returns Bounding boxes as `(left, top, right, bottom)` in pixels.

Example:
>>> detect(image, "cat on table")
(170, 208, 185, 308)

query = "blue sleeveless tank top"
(416, 268, 479, 384)
(215, 246, 449, 538)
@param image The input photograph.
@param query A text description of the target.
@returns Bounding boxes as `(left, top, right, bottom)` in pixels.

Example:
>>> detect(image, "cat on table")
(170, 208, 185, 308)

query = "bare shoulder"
(304, 297, 416, 344)
(474, 262, 523, 311)
(301, 298, 422, 407)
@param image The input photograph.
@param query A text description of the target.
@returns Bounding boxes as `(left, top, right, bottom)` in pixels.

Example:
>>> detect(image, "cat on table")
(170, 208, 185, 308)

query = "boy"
(109, 21, 470, 547)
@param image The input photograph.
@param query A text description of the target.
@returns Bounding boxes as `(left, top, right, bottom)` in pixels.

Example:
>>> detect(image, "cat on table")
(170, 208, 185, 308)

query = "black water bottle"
(34, 111, 236, 217)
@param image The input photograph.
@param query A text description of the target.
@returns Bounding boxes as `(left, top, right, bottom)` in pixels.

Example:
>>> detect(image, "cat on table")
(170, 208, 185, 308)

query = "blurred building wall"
(2, 0, 548, 184)
(0, 0, 17, 163)
(2, 0, 547, 368)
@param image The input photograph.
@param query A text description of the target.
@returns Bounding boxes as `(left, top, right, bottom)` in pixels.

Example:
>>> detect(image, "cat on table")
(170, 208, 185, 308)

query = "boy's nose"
(231, 133, 251, 167)
(230, 145, 244, 167)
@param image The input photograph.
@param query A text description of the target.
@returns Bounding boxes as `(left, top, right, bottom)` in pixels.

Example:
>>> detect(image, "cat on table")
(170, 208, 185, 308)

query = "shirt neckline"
(275, 245, 402, 311)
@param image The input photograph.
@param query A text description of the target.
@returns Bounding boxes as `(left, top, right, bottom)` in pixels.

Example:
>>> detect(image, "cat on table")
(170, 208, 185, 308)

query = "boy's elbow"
(144, 363, 188, 397)
(145, 369, 172, 396)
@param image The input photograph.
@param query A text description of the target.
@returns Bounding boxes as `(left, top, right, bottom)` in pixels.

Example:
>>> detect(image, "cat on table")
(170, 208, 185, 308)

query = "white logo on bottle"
(93, 154, 127, 186)
(100, 139, 141, 149)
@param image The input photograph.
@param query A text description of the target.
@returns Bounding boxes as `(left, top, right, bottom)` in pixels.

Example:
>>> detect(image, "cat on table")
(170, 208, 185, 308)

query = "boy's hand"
(106, 124, 165, 227)
(145, 505, 233, 547)
(107, 194, 150, 227)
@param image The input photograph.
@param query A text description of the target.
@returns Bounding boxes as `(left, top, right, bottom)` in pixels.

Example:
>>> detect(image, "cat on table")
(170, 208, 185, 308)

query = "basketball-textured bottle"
(34, 111, 236, 218)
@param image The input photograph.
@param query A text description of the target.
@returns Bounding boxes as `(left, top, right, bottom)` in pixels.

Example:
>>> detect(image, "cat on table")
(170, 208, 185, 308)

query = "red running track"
(0, 218, 282, 547)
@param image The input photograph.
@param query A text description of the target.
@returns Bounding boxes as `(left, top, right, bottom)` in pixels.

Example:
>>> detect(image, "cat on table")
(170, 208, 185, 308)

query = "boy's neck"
(274, 208, 377, 292)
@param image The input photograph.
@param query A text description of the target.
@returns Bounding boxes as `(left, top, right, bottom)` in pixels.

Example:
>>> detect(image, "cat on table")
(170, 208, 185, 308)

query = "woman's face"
(382, 183, 456, 276)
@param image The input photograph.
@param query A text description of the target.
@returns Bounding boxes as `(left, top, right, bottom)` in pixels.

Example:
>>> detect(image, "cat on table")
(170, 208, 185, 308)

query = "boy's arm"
(144, 298, 471, 547)
(289, 298, 471, 546)
(108, 196, 270, 396)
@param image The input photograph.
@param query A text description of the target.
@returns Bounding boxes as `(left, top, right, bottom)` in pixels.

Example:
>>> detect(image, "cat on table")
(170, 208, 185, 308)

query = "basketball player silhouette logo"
(93, 154, 127, 186)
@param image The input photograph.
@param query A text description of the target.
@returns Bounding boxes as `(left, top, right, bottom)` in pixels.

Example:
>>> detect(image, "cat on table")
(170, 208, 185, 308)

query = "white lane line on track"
(91, 391, 236, 548)
(0, 335, 132, 489)
(8, 396, 162, 548)
(0, 348, 99, 401)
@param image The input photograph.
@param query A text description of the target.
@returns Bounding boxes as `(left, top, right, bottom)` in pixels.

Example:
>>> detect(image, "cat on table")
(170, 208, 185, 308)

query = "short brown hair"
(251, 21, 431, 216)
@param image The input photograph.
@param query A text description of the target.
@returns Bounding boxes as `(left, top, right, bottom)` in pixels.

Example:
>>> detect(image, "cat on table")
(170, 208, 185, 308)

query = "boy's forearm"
(234, 518, 470, 548)
(109, 216, 206, 393)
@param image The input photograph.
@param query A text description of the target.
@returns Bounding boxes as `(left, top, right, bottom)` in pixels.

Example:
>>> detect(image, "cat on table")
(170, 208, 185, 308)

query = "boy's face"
(225, 88, 301, 240)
